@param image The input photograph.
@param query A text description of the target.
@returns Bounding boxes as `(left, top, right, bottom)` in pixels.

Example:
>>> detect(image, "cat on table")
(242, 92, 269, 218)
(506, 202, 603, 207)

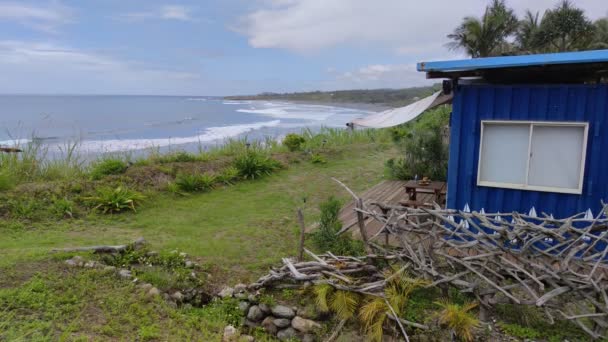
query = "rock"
(247, 305, 265, 322)
(219, 287, 234, 299)
(302, 334, 315, 342)
(84, 261, 97, 268)
(238, 335, 255, 342)
(139, 283, 153, 292)
(276, 327, 298, 341)
(238, 301, 250, 313)
(182, 303, 193, 310)
(179, 252, 188, 258)
(185, 260, 194, 268)
(146, 287, 161, 298)
(235, 292, 248, 300)
(261, 316, 278, 335)
(273, 318, 291, 328)
(234, 283, 247, 293)
(65, 259, 78, 267)
(296, 305, 318, 320)
(243, 319, 259, 329)
(166, 300, 178, 309)
(271, 305, 295, 319)
(171, 291, 184, 302)
(118, 269, 132, 279)
(291, 316, 321, 333)
(222, 325, 239, 342)
(258, 303, 271, 314)
(103, 265, 116, 272)
(247, 294, 257, 302)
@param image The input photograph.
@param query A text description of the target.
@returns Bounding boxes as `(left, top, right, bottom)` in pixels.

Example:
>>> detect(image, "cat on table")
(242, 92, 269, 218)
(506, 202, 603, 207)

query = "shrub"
(310, 153, 327, 164)
(90, 158, 128, 180)
(233, 151, 281, 180)
(156, 151, 198, 163)
(283, 133, 306, 151)
(0, 170, 15, 191)
(86, 186, 145, 214)
(216, 166, 240, 185)
(310, 196, 364, 255)
(51, 197, 74, 218)
(174, 173, 216, 192)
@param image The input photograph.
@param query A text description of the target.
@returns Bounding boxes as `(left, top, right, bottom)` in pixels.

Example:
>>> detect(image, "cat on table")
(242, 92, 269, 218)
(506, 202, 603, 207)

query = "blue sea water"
(0, 95, 376, 156)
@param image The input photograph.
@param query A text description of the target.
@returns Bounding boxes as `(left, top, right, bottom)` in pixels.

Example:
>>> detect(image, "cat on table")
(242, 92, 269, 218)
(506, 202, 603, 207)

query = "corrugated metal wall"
(448, 83, 608, 218)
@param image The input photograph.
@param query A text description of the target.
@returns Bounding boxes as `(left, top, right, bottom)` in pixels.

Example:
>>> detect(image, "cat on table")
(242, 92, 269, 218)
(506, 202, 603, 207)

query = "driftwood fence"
(252, 180, 608, 340)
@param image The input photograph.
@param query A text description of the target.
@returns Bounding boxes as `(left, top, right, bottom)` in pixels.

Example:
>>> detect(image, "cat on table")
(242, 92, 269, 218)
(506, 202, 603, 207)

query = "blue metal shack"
(417, 50, 608, 218)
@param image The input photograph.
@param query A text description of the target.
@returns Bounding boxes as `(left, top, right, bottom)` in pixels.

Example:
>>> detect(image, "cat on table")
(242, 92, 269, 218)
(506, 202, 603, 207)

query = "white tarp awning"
(351, 91, 452, 128)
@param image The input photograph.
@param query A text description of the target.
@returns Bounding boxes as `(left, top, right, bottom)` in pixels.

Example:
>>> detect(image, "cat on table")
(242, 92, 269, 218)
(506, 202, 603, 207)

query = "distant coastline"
(225, 85, 439, 108)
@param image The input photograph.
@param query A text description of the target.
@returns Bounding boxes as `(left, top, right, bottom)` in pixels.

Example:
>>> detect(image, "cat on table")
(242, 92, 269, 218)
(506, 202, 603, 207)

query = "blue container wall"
(448, 83, 608, 218)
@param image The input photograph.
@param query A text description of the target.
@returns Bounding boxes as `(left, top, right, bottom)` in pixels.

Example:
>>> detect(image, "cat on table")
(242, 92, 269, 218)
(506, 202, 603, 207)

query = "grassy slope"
(0, 144, 395, 340)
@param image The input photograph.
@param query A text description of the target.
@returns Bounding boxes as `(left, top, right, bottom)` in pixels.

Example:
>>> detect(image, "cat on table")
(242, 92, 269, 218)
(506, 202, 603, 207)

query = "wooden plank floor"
(337, 180, 437, 240)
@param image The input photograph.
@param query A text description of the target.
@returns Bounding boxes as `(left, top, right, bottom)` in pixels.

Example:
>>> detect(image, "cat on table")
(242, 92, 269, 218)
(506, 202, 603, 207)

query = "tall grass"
(0, 127, 389, 189)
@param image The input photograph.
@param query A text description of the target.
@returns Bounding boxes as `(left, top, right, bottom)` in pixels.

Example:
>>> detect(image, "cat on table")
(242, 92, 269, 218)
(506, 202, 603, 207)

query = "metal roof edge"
(417, 50, 608, 73)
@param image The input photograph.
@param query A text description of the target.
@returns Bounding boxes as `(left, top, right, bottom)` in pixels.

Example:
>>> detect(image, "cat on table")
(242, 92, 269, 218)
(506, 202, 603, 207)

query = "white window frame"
(477, 120, 588, 194)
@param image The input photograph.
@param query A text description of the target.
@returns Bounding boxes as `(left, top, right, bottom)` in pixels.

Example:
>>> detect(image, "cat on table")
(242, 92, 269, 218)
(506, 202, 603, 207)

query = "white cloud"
(327, 63, 433, 89)
(241, 0, 608, 55)
(119, 5, 193, 22)
(0, 2, 72, 32)
(0, 41, 201, 94)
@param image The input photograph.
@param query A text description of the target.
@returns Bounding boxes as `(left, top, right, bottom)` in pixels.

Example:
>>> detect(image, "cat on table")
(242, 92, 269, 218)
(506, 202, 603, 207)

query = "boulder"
(146, 287, 161, 298)
(139, 283, 153, 292)
(291, 316, 321, 333)
(238, 301, 250, 313)
(219, 287, 234, 299)
(247, 305, 265, 322)
(84, 261, 98, 268)
(261, 316, 278, 335)
(238, 335, 255, 342)
(258, 303, 271, 314)
(65, 259, 78, 267)
(185, 260, 194, 268)
(234, 283, 247, 293)
(302, 334, 315, 342)
(273, 318, 291, 328)
(243, 319, 259, 329)
(118, 269, 132, 279)
(222, 325, 239, 342)
(171, 291, 184, 302)
(271, 305, 295, 319)
(276, 327, 298, 341)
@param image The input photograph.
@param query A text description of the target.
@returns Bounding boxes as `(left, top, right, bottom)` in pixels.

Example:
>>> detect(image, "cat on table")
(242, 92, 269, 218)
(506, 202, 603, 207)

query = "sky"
(0, 0, 606, 96)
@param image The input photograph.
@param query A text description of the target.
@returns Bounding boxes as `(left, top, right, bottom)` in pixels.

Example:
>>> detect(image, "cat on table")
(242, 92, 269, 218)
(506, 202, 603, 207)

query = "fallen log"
(51, 237, 146, 254)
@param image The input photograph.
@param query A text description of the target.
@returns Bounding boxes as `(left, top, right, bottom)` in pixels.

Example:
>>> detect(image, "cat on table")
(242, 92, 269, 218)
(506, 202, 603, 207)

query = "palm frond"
(359, 297, 388, 342)
(330, 290, 360, 320)
(313, 283, 334, 312)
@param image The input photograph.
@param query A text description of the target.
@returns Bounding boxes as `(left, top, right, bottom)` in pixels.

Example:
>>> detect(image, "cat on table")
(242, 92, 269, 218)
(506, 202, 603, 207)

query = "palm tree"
(447, 0, 518, 58)
(516, 10, 540, 54)
(591, 18, 608, 49)
(533, 0, 595, 52)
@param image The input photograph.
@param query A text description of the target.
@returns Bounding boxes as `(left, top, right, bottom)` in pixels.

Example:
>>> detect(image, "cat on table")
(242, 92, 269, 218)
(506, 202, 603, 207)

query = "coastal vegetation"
(225, 85, 440, 108)
(448, 0, 608, 57)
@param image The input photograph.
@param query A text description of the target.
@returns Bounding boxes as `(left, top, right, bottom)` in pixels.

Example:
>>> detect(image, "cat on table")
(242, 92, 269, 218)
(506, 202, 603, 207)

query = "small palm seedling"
(435, 300, 479, 342)
(233, 151, 281, 180)
(174, 173, 216, 192)
(359, 267, 429, 342)
(86, 186, 145, 214)
(313, 283, 360, 320)
(216, 166, 240, 185)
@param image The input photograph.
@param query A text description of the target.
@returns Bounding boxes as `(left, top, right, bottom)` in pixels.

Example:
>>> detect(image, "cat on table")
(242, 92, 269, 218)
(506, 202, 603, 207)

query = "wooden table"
(402, 180, 446, 208)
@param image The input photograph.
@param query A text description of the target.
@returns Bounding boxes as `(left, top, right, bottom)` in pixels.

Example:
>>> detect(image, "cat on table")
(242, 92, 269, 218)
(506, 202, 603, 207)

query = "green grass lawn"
(0, 144, 396, 341)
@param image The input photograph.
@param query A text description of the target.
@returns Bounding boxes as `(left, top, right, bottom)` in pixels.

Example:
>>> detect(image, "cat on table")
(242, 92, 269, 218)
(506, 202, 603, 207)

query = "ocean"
(0, 95, 377, 156)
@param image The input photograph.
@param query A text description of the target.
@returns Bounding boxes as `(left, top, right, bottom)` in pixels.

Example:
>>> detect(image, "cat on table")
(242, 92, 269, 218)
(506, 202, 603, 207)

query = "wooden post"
(356, 198, 371, 253)
(297, 208, 306, 262)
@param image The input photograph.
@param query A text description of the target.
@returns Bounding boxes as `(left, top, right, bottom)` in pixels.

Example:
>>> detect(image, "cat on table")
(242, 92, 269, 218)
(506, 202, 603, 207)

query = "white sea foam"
(237, 102, 375, 122)
(75, 120, 281, 153)
(223, 100, 252, 105)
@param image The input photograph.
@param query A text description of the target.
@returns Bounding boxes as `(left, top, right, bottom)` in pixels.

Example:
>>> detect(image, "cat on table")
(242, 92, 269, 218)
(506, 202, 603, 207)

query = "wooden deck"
(338, 180, 437, 240)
